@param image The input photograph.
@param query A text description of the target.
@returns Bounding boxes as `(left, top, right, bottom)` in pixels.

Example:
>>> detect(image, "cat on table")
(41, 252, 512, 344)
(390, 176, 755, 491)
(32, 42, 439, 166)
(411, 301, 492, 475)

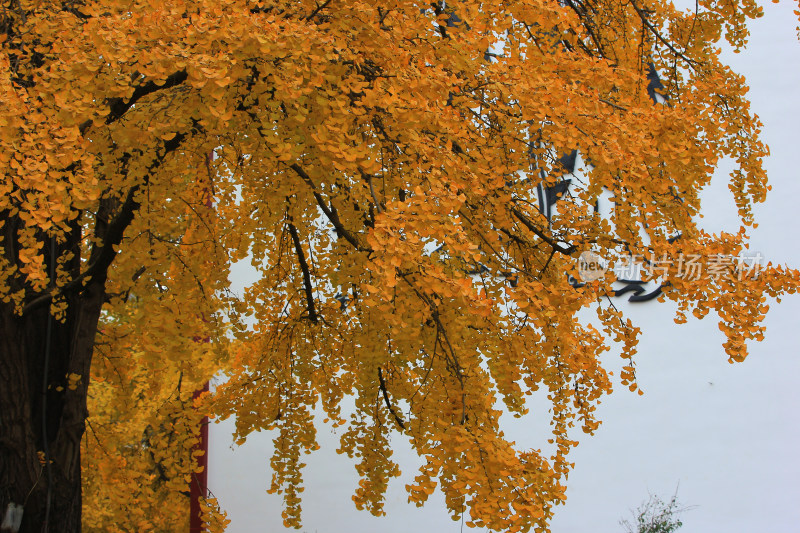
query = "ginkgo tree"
(1, 0, 798, 531)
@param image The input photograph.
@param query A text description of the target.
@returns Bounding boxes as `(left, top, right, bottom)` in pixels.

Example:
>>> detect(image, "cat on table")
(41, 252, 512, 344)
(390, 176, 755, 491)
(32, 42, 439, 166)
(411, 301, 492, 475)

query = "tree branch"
(378, 367, 406, 430)
(289, 163, 371, 252)
(510, 206, 576, 255)
(628, 0, 698, 67)
(599, 98, 628, 112)
(22, 133, 187, 315)
(105, 70, 188, 125)
(20, 187, 140, 316)
(305, 0, 332, 20)
(287, 222, 319, 324)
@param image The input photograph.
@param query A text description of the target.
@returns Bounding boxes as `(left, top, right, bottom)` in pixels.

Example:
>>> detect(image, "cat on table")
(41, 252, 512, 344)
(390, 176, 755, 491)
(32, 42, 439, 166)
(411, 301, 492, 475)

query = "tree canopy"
(1, 0, 798, 531)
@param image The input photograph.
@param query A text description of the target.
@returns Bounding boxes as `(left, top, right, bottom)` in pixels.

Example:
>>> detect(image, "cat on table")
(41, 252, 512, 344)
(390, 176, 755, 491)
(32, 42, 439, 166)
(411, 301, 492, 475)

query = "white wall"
(208, 5, 800, 532)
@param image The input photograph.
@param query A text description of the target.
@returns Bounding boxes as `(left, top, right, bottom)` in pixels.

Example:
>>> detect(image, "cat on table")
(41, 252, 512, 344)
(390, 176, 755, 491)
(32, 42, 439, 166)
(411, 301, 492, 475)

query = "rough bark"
(1, 196, 132, 532)
(0, 298, 95, 533)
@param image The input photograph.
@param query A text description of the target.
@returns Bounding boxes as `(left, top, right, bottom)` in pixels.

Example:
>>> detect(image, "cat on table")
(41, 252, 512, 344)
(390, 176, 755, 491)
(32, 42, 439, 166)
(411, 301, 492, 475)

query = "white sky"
(208, 4, 800, 532)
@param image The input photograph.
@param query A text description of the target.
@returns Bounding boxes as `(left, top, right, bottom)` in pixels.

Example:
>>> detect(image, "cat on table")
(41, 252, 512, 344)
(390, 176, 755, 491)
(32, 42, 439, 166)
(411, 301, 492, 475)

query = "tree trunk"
(0, 227, 107, 533)
(0, 109, 176, 532)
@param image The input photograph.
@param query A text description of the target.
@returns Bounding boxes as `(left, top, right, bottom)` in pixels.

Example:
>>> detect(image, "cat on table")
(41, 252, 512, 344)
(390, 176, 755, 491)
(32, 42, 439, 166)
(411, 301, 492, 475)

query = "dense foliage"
(1, 0, 797, 531)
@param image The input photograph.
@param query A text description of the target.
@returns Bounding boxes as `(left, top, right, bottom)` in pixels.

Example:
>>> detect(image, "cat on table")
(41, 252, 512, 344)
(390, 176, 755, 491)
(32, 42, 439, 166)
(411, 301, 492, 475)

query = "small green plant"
(620, 490, 688, 533)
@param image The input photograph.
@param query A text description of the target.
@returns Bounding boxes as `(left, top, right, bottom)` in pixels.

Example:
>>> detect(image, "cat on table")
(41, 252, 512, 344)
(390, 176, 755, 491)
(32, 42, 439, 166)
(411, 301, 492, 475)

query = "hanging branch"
(378, 367, 406, 430)
(287, 222, 319, 324)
